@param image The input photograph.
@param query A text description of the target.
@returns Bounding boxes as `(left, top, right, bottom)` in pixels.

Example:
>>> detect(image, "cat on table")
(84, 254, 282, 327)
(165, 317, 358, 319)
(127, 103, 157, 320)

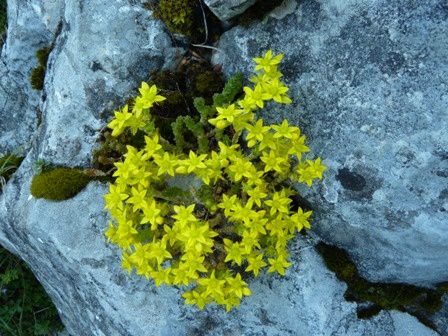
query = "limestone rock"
(204, 0, 256, 21)
(212, 0, 448, 286)
(35, 0, 182, 166)
(0, 0, 63, 155)
(0, 172, 438, 334)
(0, 0, 445, 334)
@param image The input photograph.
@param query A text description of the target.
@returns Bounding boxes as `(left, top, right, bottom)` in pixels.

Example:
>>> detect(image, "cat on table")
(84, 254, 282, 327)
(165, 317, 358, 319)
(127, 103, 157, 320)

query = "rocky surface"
(0, 0, 63, 155)
(35, 0, 182, 167)
(204, 0, 256, 21)
(0, 174, 439, 335)
(0, 0, 446, 335)
(213, 0, 448, 286)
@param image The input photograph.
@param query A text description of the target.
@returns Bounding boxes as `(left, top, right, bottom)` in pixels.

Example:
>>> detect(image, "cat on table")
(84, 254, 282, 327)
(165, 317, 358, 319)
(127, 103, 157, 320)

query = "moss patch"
(29, 46, 52, 91)
(0, 0, 6, 36)
(153, 0, 193, 36)
(146, 0, 222, 44)
(30, 66, 46, 90)
(316, 242, 447, 330)
(30, 167, 94, 201)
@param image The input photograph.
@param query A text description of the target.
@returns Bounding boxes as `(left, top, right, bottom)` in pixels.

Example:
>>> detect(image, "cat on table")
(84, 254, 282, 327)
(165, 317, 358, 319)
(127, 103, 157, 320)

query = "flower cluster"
(104, 50, 326, 311)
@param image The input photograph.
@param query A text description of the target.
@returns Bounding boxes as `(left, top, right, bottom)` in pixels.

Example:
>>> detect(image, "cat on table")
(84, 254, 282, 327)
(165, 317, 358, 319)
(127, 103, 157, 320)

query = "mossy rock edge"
(316, 242, 447, 331)
(30, 167, 93, 201)
(30, 66, 46, 90)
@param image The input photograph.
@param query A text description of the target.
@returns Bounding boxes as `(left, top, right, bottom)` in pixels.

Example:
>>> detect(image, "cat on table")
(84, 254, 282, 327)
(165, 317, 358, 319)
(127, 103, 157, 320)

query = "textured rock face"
(36, 0, 182, 166)
(213, 0, 448, 286)
(204, 0, 256, 21)
(0, 0, 63, 155)
(0, 176, 439, 335)
(0, 0, 445, 335)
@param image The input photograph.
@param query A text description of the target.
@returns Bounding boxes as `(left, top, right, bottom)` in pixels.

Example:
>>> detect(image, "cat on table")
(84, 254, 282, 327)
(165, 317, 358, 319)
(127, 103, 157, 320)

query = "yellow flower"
(264, 190, 292, 216)
(291, 208, 313, 231)
(246, 253, 267, 276)
(242, 85, 269, 109)
(224, 239, 246, 265)
(215, 104, 244, 123)
(218, 194, 240, 217)
(198, 270, 226, 300)
(172, 204, 196, 224)
(267, 255, 291, 276)
(107, 105, 132, 137)
(245, 119, 270, 147)
(185, 151, 207, 173)
(272, 120, 296, 139)
(178, 221, 217, 254)
(154, 152, 177, 176)
(246, 185, 267, 207)
(126, 186, 147, 212)
(138, 82, 166, 109)
(104, 183, 128, 211)
(183, 289, 209, 310)
(253, 49, 284, 73)
(225, 273, 251, 299)
(150, 268, 172, 286)
(142, 134, 163, 159)
(261, 79, 290, 103)
(260, 149, 287, 173)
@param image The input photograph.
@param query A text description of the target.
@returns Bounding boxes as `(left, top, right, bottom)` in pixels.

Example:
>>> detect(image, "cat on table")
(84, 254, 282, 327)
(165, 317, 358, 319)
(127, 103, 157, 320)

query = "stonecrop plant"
(103, 50, 326, 311)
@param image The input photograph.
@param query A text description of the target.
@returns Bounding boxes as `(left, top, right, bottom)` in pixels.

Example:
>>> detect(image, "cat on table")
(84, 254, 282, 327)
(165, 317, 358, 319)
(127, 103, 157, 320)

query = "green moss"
(154, 0, 193, 36)
(35, 46, 52, 66)
(437, 282, 448, 293)
(30, 66, 46, 90)
(195, 71, 225, 98)
(233, 0, 284, 27)
(29, 46, 53, 91)
(30, 167, 93, 201)
(147, 0, 222, 44)
(316, 242, 445, 330)
(0, 0, 6, 36)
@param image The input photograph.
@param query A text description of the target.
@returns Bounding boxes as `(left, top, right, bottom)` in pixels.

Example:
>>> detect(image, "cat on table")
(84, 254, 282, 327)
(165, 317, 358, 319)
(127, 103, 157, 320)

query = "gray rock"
(204, 0, 256, 21)
(34, 0, 182, 166)
(0, 0, 63, 156)
(0, 0, 444, 335)
(212, 0, 448, 286)
(0, 170, 438, 335)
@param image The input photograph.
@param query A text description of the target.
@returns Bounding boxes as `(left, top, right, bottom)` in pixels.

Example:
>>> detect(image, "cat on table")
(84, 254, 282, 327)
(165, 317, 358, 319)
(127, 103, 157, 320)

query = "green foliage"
(147, 0, 222, 43)
(35, 47, 51, 66)
(93, 61, 224, 173)
(0, 154, 24, 192)
(30, 46, 52, 91)
(316, 242, 446, 329)
(103, 50, 326, 311)
(30, 67, 46, 91)
(153, 0, 193, 36)
(30, 167, 93, 201)
(0, 0, 6, 36)
(0, 246, 63, 336)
